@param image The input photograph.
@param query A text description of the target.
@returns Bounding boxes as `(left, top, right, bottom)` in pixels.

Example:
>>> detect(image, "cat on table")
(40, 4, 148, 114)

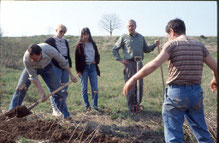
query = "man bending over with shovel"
(9, 43, 77, 120)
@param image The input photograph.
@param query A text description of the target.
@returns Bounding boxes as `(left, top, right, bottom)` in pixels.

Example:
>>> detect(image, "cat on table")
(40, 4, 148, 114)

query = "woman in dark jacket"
(45, 24, 72, 116)
(75, 27, 100, 111)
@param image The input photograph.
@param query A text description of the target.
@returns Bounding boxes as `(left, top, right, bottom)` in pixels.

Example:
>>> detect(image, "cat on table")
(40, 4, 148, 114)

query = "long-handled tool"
(5, 81, 72, 118)
(157, 46, 165, 99)
(133, 56, 144, 113)
(28, 81, 72, 110)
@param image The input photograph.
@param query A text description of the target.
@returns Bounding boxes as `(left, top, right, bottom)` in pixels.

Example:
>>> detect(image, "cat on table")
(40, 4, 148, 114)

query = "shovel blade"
(5, 105, 32, 118)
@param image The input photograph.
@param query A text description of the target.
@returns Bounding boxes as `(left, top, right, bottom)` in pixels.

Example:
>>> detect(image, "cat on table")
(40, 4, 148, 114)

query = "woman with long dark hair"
(75, 27, 100, 111)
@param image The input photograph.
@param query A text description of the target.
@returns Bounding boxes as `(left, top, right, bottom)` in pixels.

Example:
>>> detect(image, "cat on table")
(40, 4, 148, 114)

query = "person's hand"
(154, 40, 160, 47)
(123, 78, 136, 96)
(40, 94, 47, 102)
(210, 77, 217, 92)
(70, 75, 78, 83)
(120, 60, 129, 65)
(77, 72, 82, 78)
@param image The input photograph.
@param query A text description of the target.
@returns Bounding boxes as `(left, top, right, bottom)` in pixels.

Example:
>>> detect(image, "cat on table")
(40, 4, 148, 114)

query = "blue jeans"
(50, 66, 69, 111)
(80, 64, 98, 108)
(162, 85, 213, 143)
(9, 63, 70, 118)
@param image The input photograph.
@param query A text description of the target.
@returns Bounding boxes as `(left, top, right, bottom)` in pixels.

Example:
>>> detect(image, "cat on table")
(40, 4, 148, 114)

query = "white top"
(85, 42, 95, 63)
(54, 37, 68, 57)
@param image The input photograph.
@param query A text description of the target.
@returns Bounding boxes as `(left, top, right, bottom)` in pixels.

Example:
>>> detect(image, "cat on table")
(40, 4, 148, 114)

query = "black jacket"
(75, 41, 100, 76)
(45, 37, 72, 68)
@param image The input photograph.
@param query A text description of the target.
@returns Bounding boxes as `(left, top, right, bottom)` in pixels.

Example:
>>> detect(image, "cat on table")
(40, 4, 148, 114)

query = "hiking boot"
(52, 106, 62, 117)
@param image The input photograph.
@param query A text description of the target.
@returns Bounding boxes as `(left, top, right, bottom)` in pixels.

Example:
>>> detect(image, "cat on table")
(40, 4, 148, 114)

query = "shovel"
(5, 81, 72, 118)
(132, 56, 144, 113)
(28, 81, 72, 110)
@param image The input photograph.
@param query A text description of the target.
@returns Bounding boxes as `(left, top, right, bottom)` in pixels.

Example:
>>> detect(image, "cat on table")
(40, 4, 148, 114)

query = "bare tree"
(99, 14, 121, 36)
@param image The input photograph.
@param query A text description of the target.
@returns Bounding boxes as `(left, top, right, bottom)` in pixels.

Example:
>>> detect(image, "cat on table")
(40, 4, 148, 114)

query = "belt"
(127, 58, 135, 62)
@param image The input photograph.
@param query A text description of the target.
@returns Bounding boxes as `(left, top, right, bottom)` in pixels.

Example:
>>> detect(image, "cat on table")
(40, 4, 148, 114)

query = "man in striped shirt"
(123, 18, 217, 143)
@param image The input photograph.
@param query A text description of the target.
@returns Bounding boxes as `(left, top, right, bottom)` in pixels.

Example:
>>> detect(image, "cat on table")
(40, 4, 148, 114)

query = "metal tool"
(28, 81, 72, 110)
(133, 56, 144, 113)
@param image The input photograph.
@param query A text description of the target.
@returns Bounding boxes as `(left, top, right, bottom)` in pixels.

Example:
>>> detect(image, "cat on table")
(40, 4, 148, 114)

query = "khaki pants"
(123, 61, 143, 111)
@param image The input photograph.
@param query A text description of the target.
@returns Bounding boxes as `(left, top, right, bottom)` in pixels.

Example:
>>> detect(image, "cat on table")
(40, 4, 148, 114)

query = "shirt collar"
(129, 32, 138, 37)
(177, 34, 187, 39)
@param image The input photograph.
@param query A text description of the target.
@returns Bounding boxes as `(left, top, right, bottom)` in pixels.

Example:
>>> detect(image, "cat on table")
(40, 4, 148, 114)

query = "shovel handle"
(28, 101, 40, 110)
(28, 81, 72, 110)
(47, 81, 72, 98)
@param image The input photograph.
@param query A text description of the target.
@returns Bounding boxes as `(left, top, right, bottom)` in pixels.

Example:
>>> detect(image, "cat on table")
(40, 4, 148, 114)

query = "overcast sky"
(1, 1, 217, 37)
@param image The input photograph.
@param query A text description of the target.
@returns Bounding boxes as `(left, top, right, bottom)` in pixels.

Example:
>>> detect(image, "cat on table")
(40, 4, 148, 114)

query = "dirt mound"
(4, 105, 32, 119)
(0, 113, 131, 143)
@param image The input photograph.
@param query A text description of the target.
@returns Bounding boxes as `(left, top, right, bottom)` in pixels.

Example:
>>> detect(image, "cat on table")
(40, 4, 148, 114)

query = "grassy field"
(0, 36, 217, 142)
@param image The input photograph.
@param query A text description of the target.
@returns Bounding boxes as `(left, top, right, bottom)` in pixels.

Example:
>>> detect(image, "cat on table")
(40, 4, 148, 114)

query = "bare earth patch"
(0, 109, 164, 143)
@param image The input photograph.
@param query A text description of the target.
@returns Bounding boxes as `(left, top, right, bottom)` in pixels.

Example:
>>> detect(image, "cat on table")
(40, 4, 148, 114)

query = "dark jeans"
(50, 66, 69, 113)
(123, 61, 143, 111)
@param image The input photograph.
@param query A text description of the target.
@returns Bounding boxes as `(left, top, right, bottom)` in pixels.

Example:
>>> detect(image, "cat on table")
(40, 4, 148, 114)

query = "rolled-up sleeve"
(143, 38, 156, 53)
(112, 36, 123, 61)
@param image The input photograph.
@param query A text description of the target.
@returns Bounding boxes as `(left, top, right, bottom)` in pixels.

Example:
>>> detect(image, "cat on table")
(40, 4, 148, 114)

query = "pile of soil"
(0, 113, 131, 143)
(4, 105, 32, 118)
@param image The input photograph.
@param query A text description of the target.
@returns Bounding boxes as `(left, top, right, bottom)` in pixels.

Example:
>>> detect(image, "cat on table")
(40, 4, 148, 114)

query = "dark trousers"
(123, 61, 143, 111)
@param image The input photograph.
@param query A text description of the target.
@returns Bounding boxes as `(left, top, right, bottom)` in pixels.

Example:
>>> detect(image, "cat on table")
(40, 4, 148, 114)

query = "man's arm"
(32, 80, 47, 102)
(112, 36, 123, 61)
(23, 52, 47, 102)
(143, 37, 160, 53)
(123, 49, 169, 95)
(112, 36, 130, 65)
(204, 54, 217, 91)
(65, 67, 77, 83)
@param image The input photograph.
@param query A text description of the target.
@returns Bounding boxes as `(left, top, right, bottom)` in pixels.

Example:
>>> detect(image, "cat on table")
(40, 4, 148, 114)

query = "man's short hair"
(28, 44, 42, 56)
(166, 18, 186, 35)
(127, 19, 136, 27)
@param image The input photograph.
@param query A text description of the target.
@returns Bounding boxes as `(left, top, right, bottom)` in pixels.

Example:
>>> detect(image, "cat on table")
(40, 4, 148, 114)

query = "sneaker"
(52, 107, 62, 117)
